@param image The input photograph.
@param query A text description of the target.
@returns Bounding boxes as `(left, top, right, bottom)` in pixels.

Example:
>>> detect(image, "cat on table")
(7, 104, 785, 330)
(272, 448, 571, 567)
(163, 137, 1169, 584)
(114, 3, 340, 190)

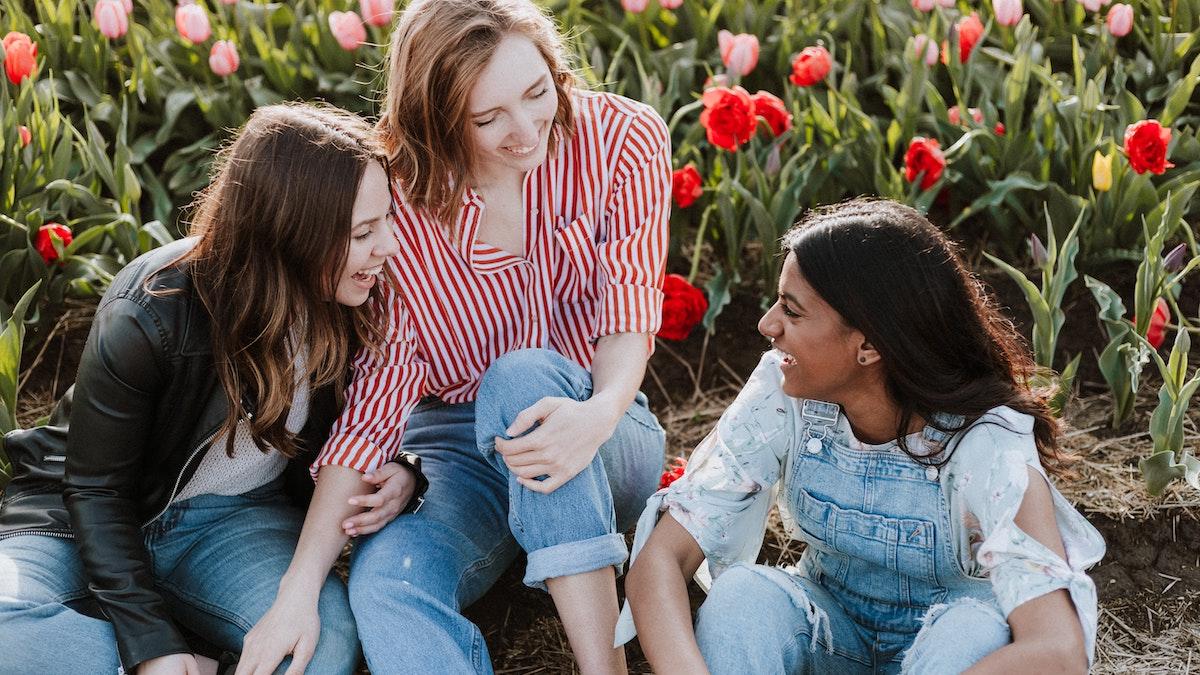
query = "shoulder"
(945, 406, 1040, 488)
(716, 351, 798, 451)
(572, 91, 669, 154)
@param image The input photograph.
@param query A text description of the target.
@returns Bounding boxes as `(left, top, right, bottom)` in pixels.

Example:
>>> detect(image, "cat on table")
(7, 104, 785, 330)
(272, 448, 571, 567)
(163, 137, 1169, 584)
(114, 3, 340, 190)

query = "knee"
(696, 565, 784, 639)
(902, 598, 1011, 674)
(478, 348, 580, 403)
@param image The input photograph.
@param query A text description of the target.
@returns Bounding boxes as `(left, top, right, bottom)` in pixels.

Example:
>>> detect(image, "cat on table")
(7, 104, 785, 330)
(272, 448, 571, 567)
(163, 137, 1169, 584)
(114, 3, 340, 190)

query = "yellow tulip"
(1092, 151, 1113, 192)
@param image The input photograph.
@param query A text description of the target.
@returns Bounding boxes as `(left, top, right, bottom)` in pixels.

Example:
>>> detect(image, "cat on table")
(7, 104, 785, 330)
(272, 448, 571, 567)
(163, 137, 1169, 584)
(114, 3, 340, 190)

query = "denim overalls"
(694, 401, 1013, 674)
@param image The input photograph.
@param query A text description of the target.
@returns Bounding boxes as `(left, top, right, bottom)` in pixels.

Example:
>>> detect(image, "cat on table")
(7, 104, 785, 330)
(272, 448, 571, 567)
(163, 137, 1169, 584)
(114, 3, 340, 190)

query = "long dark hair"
(784, 197, 1072, 477)
(173, 103, 392, 458)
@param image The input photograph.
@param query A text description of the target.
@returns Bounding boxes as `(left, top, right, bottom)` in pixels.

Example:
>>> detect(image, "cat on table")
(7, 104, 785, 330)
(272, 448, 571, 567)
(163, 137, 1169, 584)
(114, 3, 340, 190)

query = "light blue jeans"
(349, 348, 665, 675)
(694, 408, 1011, 674)
(0, 480, 359, 675)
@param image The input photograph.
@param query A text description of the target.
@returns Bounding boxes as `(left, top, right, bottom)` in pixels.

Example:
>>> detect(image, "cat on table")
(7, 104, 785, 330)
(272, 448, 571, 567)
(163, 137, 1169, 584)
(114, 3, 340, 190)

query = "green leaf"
(0, 281, 41, 434)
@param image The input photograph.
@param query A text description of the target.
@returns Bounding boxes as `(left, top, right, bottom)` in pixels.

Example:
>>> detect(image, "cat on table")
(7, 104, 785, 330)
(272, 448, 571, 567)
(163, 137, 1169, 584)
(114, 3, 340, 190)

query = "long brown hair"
(784, 198, 1074, 477)
(377, 0, 577, 225)
(176, 103, 391, 458)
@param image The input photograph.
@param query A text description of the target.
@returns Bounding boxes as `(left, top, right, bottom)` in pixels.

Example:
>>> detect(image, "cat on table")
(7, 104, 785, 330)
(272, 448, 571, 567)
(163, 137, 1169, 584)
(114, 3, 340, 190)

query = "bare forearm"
(588, 332, 650, 424)
(279, 465, 371, 595)
(966, 640, 1087, 674)
(627, 553, 708, 674)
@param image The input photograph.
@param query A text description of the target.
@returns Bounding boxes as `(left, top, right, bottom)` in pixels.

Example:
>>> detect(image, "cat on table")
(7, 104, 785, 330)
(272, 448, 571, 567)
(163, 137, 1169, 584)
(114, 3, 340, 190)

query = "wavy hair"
(171, 103, 391, 458)
(783, 198, 1073, 477)
(377, 0, 577, 225)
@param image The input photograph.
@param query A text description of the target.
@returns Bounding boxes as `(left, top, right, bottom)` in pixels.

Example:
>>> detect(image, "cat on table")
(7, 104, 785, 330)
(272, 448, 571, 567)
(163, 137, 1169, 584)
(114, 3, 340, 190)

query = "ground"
(12, 265, 1199, 673)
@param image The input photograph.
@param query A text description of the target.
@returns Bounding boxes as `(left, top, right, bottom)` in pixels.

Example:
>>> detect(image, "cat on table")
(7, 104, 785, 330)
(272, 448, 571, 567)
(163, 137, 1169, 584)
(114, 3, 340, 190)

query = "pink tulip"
(360, 0, 393, 27)
(660, 0, 683, 7)
(718, 30, 760, 77)
(94, 0, 128, 39)
(1106, 3, 1133, 36)
(913, 35, 938, 65)
(936, 0, 956, 6)
(912, 0, 936, 11)
(328, 11, 366, 51)
(620, 0, 650, 12)
(121, 0, 133, 13)
(208, 39, 239, 76)
(175, 4, 211, 44)
(1080, 0, 1110, 12)
(220, 0, 237, 4)
(993, 0, 1023, 26)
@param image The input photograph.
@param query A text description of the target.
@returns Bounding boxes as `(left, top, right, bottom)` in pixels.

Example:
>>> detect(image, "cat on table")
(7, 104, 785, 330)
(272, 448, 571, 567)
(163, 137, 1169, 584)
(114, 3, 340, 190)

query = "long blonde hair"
(179, 103, 391, 458)
(378, 0, 577, 225)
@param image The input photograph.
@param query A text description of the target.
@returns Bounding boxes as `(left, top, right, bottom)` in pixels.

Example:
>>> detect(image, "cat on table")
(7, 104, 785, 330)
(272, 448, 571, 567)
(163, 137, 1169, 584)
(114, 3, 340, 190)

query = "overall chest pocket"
(790, 485, 939, 588)
(552, 214, 599, 303)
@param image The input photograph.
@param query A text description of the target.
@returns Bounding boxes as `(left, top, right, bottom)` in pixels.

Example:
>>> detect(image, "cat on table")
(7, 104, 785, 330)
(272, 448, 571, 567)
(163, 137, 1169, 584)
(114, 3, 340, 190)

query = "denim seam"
(454, 535, 517, 609)
(153, 579, 255, 634)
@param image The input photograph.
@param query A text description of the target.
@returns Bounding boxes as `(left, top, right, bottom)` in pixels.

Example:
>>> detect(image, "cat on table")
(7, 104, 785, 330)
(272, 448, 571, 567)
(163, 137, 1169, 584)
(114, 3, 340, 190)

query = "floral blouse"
(616, 351, 1106, 662)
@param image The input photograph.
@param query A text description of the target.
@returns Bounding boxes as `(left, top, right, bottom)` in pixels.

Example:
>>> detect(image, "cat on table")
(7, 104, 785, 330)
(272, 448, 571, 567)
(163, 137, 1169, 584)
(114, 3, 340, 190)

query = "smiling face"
(466, 33, 558, 185)
(335, 162, 399, 306)
(758, 253, 869, 401)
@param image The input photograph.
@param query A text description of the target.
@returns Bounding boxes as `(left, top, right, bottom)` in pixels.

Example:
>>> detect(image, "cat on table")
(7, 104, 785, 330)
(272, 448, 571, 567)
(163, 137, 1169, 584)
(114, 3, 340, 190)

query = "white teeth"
(354, 265, 383, 278)
(505, 145, 534, 155)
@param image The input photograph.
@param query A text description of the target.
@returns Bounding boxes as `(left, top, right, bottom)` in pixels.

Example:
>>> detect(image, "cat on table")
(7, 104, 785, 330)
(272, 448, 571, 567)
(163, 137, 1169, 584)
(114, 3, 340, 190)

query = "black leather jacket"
(0, 239, 426, 669)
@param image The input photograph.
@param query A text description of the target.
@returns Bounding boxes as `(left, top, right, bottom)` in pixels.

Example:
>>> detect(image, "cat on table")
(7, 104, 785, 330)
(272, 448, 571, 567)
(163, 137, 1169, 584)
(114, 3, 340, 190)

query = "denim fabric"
(349, 348, 664, 675)
(695, 409, 1000, 674)
(0, 479, 359, 675)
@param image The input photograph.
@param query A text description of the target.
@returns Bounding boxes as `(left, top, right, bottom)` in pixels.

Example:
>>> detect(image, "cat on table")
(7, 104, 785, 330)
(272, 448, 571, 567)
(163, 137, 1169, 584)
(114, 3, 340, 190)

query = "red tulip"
(1141, 298, 1170, 349)
(328, 11, 366, 51)
(672, 165, 703, 209)
(94, 0, 128, 39)
(750, 90, 792, 138)
(993, 122, 1005, 135)
(718, 30, 760, 77)
(360, 0, 394, 27)
(18, 125, 31, 147)
(956, 13, 984, 63)
(1124, 120, 1174, 175)
(659, 457, 687, 489)
(209, 40, 239, 77)
(34, 222, 72, 264)
(175, 4, 212, 44)
(790, 46, 832, 87)
(660, 0, 684, 8)
(699, 86, 757, 152)
(658, 274, 708, 341)
(904, 137, 946, 191)
(2, 32, 38, 86)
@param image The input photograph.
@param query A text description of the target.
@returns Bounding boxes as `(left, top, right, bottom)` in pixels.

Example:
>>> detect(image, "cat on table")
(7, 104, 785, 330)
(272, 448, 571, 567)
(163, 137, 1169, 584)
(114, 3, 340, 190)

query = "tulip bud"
(1029, 233, 1048, 267)
(328, 11, 367, 51)
(660, 0, 684, 7)
(1106, 4, 1133, 37)
(993, 0, 1024, 26)
(34, 222, 73, 265)
(1080, 0, 1111, 12)
(1163, 243, 1188, 273)
(2, 32, 38, 86)
(718, 31, 760, 77)
(122, 0, 133, 13)
(621, 0, 650, 12)
(175, 4, 212, 44)
(18, 125, 31, 147)
(360, 0, 393, 27)
(913, 35, 938, 66)
(1092, 151, 1113, 192)
(912, 0, 936, 12)
(209, 40, 239, 77)
(94, 0, 129, 40)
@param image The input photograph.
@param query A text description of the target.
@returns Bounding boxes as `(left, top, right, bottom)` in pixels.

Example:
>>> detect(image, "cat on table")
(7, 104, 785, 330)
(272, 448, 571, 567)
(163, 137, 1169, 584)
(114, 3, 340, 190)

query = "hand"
(137, 653, 202, 675)
(493, 397, 617, 494)
(342, 462, 416, 536)
(235, 593, 319, 675)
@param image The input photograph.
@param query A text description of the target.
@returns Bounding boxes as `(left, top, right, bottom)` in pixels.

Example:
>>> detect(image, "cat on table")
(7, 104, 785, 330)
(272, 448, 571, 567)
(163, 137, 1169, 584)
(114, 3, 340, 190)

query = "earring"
(858, 356, 868, 365)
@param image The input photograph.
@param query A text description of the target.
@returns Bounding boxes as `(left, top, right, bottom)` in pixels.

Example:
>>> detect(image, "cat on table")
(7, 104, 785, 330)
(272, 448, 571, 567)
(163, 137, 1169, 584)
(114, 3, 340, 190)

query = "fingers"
(361, 462, 401, 486)
(343, 498, 405, 536)
(505, 462, 555, 480)
(282, 638, 314, 675)
(348, 490, 386, 510)
(505, 397, 561, 437)
(518, 474, 565, 494)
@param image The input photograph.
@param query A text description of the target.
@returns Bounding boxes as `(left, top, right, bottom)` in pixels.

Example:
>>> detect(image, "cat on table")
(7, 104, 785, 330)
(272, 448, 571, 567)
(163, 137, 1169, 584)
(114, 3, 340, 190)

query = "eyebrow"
(779, 292, 805, 313)
(470, 75, 549, 117)
(352, 214, 385, 229)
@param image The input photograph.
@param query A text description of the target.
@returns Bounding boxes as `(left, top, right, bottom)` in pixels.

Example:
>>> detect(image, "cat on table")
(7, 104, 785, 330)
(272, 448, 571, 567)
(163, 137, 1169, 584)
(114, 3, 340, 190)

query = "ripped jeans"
(695, 564, 1011, 674)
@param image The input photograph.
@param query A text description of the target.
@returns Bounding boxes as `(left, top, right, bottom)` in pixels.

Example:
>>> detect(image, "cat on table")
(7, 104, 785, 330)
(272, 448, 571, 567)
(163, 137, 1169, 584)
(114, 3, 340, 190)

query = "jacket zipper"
(140, 426, 221, 528)
(0, 528, 73, 541)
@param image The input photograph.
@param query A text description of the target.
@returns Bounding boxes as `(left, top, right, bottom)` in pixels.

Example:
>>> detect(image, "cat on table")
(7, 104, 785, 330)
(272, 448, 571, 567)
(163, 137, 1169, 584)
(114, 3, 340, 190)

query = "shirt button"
(805, 438, 822, 454)
(925, 466, 939, 481)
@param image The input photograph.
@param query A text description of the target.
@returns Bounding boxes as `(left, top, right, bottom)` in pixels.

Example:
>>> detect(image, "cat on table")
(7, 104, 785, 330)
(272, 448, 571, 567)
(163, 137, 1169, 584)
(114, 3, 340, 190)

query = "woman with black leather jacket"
(0, 103, 427, 675)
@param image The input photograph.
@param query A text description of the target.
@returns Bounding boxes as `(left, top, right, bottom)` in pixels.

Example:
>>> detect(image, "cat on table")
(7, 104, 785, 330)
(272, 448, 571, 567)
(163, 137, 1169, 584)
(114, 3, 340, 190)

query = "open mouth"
(351, 264, 383, 285)
(502, 143, 537, 157)
(775, 348, 796, 366)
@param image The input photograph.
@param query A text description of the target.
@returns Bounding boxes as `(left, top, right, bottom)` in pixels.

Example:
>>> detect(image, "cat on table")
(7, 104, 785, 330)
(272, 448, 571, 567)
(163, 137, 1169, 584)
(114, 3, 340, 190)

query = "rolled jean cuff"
(523, 532, 629, 591)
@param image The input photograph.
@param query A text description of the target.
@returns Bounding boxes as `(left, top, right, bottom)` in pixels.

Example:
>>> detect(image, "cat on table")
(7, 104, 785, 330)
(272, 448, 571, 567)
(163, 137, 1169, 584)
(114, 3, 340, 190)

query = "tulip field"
(2, 0, 1200, 670)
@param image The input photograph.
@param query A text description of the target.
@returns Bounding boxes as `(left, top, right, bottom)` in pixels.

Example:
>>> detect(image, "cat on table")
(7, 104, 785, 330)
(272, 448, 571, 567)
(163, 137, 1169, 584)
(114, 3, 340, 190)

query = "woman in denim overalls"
(622, 198, 1104, 674)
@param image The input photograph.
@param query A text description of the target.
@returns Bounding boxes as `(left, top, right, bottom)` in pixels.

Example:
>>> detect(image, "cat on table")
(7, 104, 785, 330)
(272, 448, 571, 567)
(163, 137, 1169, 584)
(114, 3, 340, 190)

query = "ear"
(855, 338, 882, 366)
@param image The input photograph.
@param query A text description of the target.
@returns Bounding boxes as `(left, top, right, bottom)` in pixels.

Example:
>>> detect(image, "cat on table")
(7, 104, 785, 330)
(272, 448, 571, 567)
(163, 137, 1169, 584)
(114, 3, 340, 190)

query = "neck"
(471, 165, 525, 194)
(838, 384, 924, 445)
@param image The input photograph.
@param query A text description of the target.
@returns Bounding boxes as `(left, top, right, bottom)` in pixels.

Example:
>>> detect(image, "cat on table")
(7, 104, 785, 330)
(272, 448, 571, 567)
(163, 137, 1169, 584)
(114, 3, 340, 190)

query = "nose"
(757, 306, 780, 340)
(375, 228, 401, 258)
(510, 111, 539, 146)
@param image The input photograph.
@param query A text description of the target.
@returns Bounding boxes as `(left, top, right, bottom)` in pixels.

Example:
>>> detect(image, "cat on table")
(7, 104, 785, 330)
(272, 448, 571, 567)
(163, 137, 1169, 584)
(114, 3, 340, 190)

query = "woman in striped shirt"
(317, 0, 672, 672)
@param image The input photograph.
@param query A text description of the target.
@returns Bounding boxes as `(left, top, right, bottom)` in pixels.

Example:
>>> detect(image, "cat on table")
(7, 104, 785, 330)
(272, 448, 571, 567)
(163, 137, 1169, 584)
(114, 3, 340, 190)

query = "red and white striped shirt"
(313, 91, 671, 475)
